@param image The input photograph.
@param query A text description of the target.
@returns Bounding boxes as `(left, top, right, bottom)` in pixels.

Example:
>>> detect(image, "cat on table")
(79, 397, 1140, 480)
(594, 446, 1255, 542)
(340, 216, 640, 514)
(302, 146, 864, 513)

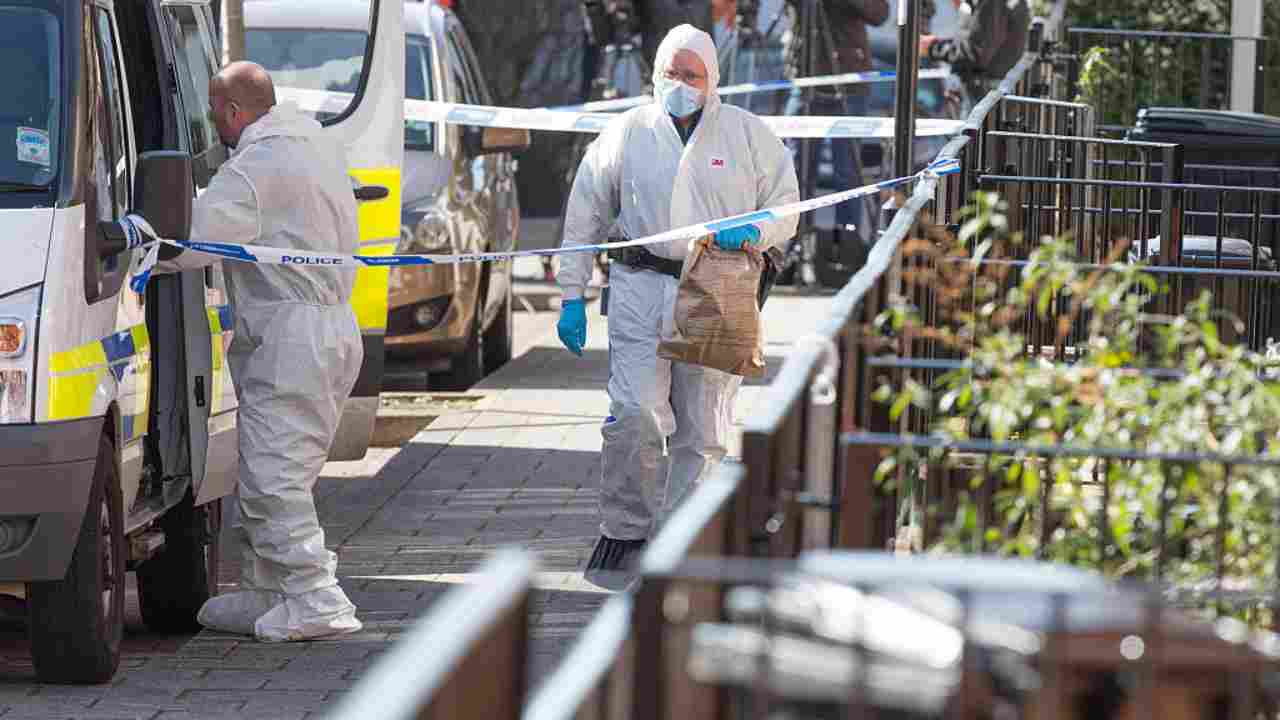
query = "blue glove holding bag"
(557, 297, 587, 356)
(713, 224, 762, 251)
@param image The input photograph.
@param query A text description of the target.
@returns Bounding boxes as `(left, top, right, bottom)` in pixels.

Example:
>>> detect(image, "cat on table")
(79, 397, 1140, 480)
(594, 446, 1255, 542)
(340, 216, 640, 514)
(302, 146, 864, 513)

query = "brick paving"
(0, 275, 833, 719)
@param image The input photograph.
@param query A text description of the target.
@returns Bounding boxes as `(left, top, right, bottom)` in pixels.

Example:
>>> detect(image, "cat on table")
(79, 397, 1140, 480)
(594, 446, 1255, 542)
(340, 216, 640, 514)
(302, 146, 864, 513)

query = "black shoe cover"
(583, 535, 646, 591)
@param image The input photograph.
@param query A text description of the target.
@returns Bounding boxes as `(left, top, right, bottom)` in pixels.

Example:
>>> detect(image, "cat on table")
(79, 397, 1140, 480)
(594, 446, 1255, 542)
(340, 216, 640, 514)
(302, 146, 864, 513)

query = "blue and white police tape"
(121, 212, 145, 250)
(124, 158, 961, 294)
(275, 86, 966, 140)
(553, 68, 953, 113)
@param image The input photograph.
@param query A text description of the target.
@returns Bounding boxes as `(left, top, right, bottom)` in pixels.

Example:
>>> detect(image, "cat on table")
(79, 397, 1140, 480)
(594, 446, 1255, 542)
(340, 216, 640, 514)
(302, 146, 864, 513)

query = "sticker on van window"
(16, 127, 50, 168)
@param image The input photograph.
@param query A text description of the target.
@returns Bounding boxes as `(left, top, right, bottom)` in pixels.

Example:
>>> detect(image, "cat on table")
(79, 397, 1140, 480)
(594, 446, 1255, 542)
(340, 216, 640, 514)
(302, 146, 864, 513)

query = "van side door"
(156, 0, 238, 505)
(88, 4, 150, 509)
(268, 1, 405, 462)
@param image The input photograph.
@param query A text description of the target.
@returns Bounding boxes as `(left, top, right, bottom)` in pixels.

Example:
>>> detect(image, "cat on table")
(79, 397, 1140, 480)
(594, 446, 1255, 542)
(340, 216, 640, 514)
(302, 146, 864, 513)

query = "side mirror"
(132, 151, 193, 241)
(462, 126, 532, 157)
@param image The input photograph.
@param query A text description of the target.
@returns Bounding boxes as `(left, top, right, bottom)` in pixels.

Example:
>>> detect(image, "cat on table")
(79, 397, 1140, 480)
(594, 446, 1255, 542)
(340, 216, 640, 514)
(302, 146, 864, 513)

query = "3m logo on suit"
(710, 157, 725, 168)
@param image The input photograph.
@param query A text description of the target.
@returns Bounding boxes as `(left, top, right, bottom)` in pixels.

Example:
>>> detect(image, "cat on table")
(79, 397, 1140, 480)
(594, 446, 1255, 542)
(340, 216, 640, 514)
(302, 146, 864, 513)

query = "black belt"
(605, 239, 784, 309)
(606, 243, 683, 279)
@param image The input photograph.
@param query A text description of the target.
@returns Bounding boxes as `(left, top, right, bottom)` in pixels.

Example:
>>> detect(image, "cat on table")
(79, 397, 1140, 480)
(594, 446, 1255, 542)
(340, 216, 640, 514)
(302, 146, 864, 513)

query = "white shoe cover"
(197, 589, 285, 636)
(254, 585, 362, 643)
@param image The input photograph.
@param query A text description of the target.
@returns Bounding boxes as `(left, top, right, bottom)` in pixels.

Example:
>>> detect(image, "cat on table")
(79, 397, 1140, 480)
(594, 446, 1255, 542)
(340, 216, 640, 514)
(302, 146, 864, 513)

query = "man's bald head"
(209, 61, 277, 148)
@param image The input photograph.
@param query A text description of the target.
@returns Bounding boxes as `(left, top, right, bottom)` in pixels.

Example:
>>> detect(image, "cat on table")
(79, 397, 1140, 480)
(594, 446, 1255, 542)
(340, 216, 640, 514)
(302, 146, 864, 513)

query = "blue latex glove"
(557, 297, 587, 356)
(713, 224, 762, 251)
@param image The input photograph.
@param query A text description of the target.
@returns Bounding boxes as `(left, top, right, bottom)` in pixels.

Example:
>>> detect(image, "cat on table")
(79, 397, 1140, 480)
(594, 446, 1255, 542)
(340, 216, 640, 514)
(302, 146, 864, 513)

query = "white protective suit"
(558, 25, 800, 541)
(158, 103, 363, 642)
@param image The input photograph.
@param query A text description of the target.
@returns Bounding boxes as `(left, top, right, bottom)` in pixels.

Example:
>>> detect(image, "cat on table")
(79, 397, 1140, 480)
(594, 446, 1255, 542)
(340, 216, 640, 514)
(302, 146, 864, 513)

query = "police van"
(0, 0, 403, 683)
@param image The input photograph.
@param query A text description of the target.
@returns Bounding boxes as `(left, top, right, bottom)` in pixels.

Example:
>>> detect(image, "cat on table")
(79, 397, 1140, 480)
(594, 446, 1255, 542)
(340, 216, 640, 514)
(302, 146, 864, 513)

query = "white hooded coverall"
(558, 25, 800, 541)
(159, 103, 363, 642)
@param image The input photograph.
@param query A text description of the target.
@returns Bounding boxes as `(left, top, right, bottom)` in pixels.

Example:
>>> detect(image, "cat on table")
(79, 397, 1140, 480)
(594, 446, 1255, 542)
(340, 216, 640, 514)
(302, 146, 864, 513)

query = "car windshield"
(0, 5, 60, 188)
(246, 28, 434, 151)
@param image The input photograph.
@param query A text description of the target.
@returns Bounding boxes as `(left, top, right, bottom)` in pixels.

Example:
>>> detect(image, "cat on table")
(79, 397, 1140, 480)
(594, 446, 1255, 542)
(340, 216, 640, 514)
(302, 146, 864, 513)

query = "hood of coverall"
(233, 102, 323, 154)
(653, 24, 722, 115)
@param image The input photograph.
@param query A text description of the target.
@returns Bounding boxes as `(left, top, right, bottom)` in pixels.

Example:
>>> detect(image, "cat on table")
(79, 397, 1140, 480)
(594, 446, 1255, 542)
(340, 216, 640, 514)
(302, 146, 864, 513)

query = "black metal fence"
(1066, 28, 1268, 137)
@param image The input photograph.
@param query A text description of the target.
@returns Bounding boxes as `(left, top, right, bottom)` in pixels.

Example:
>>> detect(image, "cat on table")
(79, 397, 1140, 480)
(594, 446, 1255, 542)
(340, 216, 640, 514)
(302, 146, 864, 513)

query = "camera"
(734, 0, 763, 42)
(581, 0, 643, 47)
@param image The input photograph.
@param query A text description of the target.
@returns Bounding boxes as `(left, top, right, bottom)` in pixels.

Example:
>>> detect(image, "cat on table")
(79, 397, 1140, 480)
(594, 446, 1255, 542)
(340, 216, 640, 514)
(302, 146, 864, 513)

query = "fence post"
(1256, 37, 1268, 113)
(1158, 144, 1185, 270)
(893, 0, 921, 180)
(1230, 0, 1263, 113)
(630, 578, 667, 720)
(1066, 31, 1081, 105)
(1028, 18, 1045, 55)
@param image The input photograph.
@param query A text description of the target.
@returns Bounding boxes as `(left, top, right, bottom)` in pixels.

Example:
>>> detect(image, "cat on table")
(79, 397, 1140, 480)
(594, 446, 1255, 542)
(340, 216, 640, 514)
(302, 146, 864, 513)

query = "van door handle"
(354, 185, 390, 202)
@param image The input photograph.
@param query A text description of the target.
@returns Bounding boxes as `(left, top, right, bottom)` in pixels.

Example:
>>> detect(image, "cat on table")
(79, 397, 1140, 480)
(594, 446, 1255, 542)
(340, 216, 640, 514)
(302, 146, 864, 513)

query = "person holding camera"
(919, 0, 1030, 108)
(782, 0, 889, 247)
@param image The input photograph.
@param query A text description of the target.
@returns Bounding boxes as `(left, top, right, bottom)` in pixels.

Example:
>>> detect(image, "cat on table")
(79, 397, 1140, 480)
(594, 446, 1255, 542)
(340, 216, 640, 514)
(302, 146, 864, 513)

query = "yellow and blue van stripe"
(48, 325, 151, 440)
(207, 304, 234, 414)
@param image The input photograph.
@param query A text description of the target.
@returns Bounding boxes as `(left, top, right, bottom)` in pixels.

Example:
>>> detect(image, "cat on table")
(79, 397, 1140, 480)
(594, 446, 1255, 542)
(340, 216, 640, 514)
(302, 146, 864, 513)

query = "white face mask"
(655, 76, 705, 119)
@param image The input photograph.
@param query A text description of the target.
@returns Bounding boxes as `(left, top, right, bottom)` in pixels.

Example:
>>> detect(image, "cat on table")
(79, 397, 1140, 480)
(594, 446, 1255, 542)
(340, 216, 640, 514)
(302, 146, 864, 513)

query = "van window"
(245, 25, 376, 125)
(93, 8, 129, 215)
(405, 36, 434, 152)
(165, 5, 226, 189)
(0, 6, 60, 188)
(246, 29, 367, 97)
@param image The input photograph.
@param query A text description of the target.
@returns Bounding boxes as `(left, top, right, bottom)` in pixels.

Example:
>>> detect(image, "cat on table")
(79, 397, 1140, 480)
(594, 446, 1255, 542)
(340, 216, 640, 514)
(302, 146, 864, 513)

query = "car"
(244, 0, 530, 391)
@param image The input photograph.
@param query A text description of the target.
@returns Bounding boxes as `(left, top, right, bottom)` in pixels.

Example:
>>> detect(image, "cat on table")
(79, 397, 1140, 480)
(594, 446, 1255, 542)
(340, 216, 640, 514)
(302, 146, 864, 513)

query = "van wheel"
(483, 283, 513, 376)
(27, 435, 124, 685)
(136, 490, 222, 633)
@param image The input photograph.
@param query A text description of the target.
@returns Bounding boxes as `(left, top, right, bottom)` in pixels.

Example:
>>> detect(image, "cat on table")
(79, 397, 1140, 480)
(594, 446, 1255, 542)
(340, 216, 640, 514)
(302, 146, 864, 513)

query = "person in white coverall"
(557, 25, 799, 585)
(152, 62, 363, 642)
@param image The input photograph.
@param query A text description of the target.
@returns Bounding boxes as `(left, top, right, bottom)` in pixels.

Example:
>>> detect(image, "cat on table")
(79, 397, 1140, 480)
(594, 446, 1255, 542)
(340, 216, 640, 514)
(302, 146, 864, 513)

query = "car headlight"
(399, 210, 451, 255)
(0, 284, 41, 424)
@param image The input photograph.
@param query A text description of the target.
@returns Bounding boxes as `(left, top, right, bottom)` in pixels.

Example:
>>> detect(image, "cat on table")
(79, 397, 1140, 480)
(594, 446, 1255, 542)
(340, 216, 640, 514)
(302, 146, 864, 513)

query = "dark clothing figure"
(781, 0, 889, 244)
(639, 0, 714, 68)
(925, 0, 1030, 98)
(783, 0, 890, 80)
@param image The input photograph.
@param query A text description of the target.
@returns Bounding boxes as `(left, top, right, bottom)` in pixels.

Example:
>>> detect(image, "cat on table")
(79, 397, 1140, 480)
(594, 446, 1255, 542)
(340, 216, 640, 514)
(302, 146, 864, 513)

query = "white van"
(0, 0, 402, 684)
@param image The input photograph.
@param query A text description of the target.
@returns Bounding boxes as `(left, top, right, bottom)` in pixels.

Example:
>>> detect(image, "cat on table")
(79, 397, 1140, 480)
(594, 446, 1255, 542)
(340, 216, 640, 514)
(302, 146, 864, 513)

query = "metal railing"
(734, 4, 1073, 561)
(521, 464, 744, 719)
(324, 549, 534, 720)
(1066, 28, 1268, 136)
(531, 550, 1280, 719)
(977, 173, 1280, 350)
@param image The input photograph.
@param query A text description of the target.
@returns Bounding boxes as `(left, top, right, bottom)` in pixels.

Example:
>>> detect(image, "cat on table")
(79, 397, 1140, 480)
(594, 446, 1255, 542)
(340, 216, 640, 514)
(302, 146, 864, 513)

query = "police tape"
(274, 86, 966, 140)
(125, 158, 961, 294)
(554, 68, 953, 113)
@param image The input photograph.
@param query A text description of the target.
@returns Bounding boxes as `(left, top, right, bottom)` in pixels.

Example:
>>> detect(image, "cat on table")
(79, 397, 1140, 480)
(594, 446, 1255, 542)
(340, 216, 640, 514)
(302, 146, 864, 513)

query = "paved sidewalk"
(0, 283, 833, 719)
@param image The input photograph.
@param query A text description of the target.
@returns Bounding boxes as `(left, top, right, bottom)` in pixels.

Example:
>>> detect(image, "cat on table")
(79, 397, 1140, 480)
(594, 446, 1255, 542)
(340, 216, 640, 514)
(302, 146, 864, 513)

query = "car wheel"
(436, 303, 486, 391)
(28, 435, 124, 685)
(137, 489, 222, 633)
(482, 282, 513, 376)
